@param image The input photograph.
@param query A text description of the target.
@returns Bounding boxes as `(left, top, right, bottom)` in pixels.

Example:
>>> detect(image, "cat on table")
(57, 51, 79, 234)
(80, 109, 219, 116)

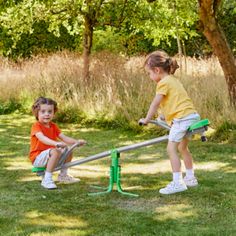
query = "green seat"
(187, 119, 210, 142)
(32, 167, 46, 172)
(188, 119, 210, 132)
(32, 167, 46, 176)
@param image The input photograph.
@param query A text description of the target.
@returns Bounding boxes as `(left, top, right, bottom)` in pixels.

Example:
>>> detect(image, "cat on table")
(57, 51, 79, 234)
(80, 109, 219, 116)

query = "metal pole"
(54, 150, 112, 171)
(116, 135, 168, 153)
(55, 135, 168, 171)
(149, 119, 171, 130)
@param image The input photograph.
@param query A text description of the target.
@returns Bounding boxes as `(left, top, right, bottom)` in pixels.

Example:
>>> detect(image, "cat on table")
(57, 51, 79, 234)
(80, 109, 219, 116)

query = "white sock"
(60, 168, 68, 176)
(186, 168, 194, 178)
(173, 172, 183, 184)
(44, 171, 52, 180)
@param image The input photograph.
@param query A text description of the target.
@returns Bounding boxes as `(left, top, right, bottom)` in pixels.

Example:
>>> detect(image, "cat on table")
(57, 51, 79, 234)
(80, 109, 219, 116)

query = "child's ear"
(154, 67, 160, 74)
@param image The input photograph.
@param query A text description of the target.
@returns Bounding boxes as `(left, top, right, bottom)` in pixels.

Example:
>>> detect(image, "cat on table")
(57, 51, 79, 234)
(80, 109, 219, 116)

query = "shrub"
(0, 99, 21, 114)
(212, 121, 236, 143)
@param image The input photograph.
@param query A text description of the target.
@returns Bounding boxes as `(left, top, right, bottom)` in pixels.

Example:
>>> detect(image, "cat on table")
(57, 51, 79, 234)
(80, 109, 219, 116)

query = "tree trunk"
(176, 36, 183, 75)
(198, 0, 236, 105)
(182, 40, 187, 74)
(82, 16, 94, 81)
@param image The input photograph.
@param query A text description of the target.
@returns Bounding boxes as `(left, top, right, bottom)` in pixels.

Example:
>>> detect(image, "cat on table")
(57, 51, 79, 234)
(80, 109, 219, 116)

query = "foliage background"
(0, 0, 235, 58)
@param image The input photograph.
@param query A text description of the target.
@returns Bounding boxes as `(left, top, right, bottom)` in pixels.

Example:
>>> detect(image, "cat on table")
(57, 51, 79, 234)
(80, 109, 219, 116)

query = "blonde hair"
(145, 50, 179, 74)
(32, 97, 58, 120)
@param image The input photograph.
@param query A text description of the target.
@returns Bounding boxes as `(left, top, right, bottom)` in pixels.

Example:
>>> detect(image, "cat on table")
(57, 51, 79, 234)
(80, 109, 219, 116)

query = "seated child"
(29, 97, 86, 189)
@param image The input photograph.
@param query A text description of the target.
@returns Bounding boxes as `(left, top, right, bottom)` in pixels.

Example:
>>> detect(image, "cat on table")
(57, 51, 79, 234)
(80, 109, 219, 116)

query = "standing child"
(139, 50, 200, 195)
(29, 97, 86, 189)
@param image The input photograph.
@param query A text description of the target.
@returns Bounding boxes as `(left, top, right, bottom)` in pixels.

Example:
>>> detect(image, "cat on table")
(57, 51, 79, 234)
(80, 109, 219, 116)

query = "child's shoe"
(41, 178, 57, 189)
(57, 174, 80, 183)
(159, 181, 187, 195)
(183, 176, 198, 187)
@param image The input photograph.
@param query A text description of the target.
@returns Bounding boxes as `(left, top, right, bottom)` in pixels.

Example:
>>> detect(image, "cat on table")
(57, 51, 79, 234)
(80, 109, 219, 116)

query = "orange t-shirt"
(29, 121, 61, 163)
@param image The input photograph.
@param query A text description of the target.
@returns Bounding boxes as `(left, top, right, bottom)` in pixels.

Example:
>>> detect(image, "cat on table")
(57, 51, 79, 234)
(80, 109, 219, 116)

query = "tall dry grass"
(0, 51, 235, 128)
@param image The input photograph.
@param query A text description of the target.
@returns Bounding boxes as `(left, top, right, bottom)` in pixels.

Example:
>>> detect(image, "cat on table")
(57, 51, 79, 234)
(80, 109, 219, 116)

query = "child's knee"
(167, 142, 177, 155)
(178, 145, 185, 154)
(50, 148, 62, 158)
(178, 143, 188, 154)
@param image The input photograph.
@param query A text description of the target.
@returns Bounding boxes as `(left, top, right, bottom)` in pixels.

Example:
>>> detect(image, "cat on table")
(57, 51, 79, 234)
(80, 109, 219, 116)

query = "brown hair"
(32, 97, 58, 120)
(145, 50, 179, 74)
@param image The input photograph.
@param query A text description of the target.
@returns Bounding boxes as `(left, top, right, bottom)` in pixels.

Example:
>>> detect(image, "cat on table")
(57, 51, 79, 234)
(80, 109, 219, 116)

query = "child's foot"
(41, 178, 57, 189)
(159, 181, 187, 195)
(57, 174, 80, 183)
(183, 176, 198, 187)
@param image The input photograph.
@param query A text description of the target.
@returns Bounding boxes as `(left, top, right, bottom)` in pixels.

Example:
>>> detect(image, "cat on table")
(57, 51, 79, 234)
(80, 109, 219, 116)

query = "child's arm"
(139, 94, 164, 124)
(59, 133, 87, 146)
(35, 132, 66, 147)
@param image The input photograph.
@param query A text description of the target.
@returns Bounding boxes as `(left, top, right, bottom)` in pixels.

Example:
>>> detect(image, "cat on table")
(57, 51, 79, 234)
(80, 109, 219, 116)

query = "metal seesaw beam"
(54, 134, 169, 171)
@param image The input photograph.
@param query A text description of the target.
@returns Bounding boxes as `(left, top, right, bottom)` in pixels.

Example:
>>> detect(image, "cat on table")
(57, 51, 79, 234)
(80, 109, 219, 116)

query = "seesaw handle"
(138, 119, 170, 130)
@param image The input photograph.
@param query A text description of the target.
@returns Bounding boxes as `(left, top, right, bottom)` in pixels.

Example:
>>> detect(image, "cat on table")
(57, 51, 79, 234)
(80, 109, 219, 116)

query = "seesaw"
(32, 119, 210, 197)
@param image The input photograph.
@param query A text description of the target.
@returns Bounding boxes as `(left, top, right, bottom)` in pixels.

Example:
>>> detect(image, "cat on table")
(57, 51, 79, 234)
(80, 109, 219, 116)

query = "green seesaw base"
(88, 149, 139, 197)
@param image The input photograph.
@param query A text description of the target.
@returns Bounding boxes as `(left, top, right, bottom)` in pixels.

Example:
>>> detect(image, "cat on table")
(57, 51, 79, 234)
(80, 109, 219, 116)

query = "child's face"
(38, 104, 55, 125)
(145, 66, 161, 82)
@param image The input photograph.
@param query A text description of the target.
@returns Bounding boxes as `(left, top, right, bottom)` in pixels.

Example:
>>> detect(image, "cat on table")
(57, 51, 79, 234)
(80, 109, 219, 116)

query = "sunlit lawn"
(0, 114, 235, 236)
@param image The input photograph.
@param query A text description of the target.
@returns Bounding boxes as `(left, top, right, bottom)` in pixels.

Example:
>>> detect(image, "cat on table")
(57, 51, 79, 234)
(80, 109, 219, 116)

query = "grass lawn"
(0, 114, 235, 236)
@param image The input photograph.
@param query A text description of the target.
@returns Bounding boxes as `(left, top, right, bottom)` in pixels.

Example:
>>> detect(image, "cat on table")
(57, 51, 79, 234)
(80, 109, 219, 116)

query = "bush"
(211, 121, 236, 143)
(55, 106, 86, 124)
(0, 99, 21, 114)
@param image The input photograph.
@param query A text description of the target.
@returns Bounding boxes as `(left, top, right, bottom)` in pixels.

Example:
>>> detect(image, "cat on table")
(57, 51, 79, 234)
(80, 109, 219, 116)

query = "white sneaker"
(184, 176, 198, 187)
(41, 178, 57, 189)
(57, 174, 80, 183)
(159, 181, 187, 195)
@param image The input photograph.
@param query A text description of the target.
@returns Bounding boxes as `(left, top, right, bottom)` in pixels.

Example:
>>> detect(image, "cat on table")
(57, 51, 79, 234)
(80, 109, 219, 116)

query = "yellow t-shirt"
(156, 75, 196, 125)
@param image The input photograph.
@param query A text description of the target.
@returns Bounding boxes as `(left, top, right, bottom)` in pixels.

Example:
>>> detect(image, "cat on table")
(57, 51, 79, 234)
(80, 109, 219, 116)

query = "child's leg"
(58, 153, 80, 183)
(167, 141, 186, 183)
(42, 148, 61, 189)
(46, 148, 61, 172)
(59, 153, 72, 176)
(64, 153, 73, 163)
(178, 138, 198, 187)
(178, 138, 193, 170)
(167, 141, 181, 172)
(159, 141, 187, 194)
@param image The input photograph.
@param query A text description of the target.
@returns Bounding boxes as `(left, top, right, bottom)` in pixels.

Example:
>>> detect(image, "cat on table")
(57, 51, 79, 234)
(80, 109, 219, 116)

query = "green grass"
(0, 114, 235, 236)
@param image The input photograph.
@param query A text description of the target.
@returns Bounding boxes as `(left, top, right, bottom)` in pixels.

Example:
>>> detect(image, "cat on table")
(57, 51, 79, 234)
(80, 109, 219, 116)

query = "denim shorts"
(168, 113, 200, 142)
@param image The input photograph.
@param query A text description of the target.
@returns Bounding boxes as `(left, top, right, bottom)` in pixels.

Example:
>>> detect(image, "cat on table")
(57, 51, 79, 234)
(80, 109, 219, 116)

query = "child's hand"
(158, 114, 165, 121)
(77, 139, 87, 146)
(56, 142, 67, 148)
(138, 118, 149, 126)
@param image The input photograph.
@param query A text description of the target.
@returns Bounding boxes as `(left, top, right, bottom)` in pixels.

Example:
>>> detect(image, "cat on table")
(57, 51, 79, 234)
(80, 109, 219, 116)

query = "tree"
(139, 0, 199, 72)
(0, 0, 138, 80)
(198, 0, 236, 105)
(77, 0, 138, 80)
(141, 0, 198, 54)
